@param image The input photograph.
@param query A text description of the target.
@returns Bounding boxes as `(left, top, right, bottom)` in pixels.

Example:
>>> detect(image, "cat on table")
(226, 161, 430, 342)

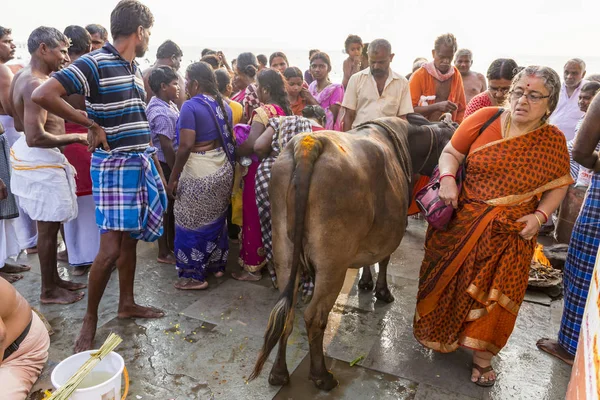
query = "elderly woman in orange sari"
(413, 66, 573, 387)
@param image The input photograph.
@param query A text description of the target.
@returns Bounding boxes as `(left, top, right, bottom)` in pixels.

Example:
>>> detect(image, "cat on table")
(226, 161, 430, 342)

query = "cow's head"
(405, 113, 457, 177)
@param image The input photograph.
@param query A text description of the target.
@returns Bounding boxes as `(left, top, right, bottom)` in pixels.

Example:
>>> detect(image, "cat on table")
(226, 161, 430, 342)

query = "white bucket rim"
(51, 350, 124, 393)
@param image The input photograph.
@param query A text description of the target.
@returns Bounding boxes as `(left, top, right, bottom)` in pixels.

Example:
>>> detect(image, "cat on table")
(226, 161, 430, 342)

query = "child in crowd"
(147, 66, 181, 265)
(342, 34, 364, 88)
(257, 54, 267, 71)
(568, 81, 600, 187)
(304, 49, 319, 85)
(284, 67, 318, 116)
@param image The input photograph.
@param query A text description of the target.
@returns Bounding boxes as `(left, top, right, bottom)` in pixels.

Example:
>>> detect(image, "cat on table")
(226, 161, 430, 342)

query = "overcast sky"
(6, 0, 600, 74)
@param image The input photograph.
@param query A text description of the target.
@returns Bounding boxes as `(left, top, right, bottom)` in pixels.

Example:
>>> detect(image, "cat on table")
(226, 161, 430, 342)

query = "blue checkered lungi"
(91, 147, 167, 242)
(558, 174, 600, 355)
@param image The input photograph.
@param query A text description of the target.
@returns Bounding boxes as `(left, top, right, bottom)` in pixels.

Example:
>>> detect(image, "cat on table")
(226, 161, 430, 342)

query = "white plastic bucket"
(51, 350, 124, 400)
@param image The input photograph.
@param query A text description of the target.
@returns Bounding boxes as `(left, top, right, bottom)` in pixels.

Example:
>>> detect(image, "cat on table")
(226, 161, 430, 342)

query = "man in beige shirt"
(342, 39, 413, 131)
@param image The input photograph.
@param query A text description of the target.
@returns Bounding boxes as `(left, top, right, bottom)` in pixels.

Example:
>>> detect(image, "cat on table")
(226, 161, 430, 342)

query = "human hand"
(438, 176, 459, 208)
(87, 123, 110, 152)
(167, 179, 178, 200)
(516, 214, 541, 241)
(77, 133, 89, 147)
(0, 178, 7, 200)
(436, 101, 458, 113)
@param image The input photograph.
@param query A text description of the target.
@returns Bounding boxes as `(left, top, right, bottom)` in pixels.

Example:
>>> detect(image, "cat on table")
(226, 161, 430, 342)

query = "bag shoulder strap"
(478, 108, 504, 136)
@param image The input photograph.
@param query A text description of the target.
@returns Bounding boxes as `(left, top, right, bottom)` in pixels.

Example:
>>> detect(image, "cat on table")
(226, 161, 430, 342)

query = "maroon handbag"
(415, 166, 464, 230)
(415, 108, 504, 230)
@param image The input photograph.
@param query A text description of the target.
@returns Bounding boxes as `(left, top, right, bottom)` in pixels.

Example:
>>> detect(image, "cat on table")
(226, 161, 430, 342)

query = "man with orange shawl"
(413, 66, 572, 387)
(409, 33, 466, 124)
(408, 33, 467, 215)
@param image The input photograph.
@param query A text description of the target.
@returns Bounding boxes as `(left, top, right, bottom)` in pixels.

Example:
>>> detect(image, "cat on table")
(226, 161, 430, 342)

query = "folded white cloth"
(0, 115, 24, 147)
(10, 137, 77, 223)
(63, 195, 100, 266)
(0, 219, 20, 268)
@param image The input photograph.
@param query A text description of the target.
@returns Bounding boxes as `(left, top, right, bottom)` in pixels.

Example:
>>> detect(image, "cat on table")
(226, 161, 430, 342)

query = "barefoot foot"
(536, 338, 575, 365)
(157, 253, 176, 265)
(57, 249, 69, 262)
(118, 303, 165, 319)
(214, 271, 224, 278)
(55, 278, 87, 291)
(231, 270, 261, 281)
(0, 271, 23, 283)
(72, 265, 91, 276)
(41, 287, 85, 304)
(26, 246, 38, 255)
(74, 316, 97, 353)
(3, 262, 31, 273)
(174, 278, 209, 290)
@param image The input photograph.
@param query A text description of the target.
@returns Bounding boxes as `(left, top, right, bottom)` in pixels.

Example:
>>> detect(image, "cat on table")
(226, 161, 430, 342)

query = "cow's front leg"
(358, 265, 374, 291)
(375, 256, 394, 303)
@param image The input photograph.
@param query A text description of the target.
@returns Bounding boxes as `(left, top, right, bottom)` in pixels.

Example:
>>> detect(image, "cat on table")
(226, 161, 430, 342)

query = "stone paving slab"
(274, 354, 419, 399)
(19, 219, 573, 399)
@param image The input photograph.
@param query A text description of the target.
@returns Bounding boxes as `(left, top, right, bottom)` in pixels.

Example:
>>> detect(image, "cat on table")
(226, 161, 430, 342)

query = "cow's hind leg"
(305, 268, 346, 391)
(358, 265, 374, 291)
(375, 255, 394, 303)
(268, 302, 295, 386)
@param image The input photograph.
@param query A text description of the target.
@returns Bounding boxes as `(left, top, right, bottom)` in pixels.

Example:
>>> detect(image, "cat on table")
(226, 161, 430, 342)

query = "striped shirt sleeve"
(53, 55, 99, 97)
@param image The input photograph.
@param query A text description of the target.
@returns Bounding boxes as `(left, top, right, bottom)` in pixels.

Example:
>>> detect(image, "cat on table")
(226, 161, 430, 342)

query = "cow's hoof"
(358, 279, 374, 291)
(311, 371, 339, 391)
(269, 371, 290, 386)
(375, 288, 395, 303)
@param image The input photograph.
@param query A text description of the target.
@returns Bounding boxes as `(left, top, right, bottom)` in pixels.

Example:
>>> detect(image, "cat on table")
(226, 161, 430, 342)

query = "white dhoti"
(0, 115, 38, 249)
(10, 137, 78, 223)
(63, 195, 100, 266)
(0, 219, 20, 268)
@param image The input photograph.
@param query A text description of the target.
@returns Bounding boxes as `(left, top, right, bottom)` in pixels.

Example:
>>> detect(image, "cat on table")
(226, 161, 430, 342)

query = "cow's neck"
(407, 125, 433, 175)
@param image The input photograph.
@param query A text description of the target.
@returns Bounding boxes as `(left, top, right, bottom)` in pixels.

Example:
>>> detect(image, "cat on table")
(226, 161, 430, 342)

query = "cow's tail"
(250, 134, 324, 381)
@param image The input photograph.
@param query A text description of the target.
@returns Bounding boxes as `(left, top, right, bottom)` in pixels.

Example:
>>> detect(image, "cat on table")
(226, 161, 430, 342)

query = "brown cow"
(250, 116, 456, 390)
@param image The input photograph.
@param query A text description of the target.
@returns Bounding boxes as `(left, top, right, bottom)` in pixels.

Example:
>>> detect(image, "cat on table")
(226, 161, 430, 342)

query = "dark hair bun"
(244, 65, 257, 78)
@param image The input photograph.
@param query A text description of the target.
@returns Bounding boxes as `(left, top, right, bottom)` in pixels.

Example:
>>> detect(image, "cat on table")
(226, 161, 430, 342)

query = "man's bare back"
(0, 63, 14, 116)
(462, 71, 486, 104)
(0, 278, 32, 362)
(11, 66, 65, 137)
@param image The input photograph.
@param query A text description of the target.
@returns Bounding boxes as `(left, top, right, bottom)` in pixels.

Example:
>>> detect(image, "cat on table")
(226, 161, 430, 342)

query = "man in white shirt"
(549, 59, 587, 141)
(342, 39, 413, 131)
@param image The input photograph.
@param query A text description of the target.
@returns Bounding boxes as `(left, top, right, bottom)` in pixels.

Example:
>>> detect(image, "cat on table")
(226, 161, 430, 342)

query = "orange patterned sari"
(414, 120, 573, 355)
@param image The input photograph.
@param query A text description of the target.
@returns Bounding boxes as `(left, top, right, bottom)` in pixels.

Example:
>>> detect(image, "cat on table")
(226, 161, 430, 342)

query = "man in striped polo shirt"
(32, 0, 167, 352)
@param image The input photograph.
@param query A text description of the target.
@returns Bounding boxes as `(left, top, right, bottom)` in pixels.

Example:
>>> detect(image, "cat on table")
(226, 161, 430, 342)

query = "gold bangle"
(534, 214, 542, 227)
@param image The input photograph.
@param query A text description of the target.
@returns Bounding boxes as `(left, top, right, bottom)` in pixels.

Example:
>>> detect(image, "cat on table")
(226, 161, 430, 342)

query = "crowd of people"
(0, 0, 598, 397)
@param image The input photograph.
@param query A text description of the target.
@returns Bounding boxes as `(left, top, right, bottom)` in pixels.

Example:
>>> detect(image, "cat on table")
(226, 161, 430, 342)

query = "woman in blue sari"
(167, 62, 235, 290)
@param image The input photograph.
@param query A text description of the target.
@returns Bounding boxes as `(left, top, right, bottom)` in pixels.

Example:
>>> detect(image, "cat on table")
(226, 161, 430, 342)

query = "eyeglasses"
(509, 90, 550, 104)
(489, 86, 510, 94)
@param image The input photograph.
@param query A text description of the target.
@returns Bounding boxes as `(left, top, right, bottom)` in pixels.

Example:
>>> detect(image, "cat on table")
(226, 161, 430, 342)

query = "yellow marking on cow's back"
(300, 135, 316, 157)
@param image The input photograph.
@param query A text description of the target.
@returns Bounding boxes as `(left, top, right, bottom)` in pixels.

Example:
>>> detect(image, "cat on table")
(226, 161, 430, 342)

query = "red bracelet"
(439, 173, 456, 182)
(535, 209, 548, 224)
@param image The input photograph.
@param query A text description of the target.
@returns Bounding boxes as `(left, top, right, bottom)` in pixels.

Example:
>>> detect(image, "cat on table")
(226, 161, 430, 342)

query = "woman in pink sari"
(308, 52, 344, 130)
(232, 68, 291, 281)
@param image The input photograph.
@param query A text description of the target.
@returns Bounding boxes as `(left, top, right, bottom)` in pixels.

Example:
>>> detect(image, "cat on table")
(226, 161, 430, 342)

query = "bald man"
(454, 49, 486, 104)
(550, 59, 588, 141)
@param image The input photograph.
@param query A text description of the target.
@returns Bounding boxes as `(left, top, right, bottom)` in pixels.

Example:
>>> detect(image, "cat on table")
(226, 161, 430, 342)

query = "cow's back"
(270, 128, 410, 271)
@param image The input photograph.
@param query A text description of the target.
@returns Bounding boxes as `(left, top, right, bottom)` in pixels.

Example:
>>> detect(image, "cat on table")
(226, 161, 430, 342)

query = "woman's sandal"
(472, 363, 496, 387)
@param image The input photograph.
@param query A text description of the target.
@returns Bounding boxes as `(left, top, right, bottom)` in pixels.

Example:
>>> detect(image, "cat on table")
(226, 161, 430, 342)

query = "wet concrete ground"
(13, 219, 572, 399)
